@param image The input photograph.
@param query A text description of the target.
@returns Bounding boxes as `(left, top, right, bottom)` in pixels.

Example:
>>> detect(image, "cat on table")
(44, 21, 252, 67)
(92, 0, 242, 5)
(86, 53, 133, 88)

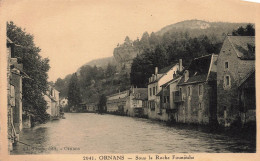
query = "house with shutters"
(217, 36, 255, 127)
(175, 54, 218, 125)
(157, 75, 182, 122)
(147, 59, 183, 120)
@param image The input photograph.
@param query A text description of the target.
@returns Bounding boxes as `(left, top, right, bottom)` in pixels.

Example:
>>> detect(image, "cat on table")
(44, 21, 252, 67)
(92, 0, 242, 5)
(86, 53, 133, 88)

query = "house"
(106, 90, 129, 114)
(175, 54, 218, 125)
(106, 87, 148, 116)
(86, 103, 98, 112)
(7, 37, 29, 151)
(157, 75, 182, 122)
(44, 86, 60, 119)
(125, 87, 148, 117)
(147, 59, 183, 120)
(217, 36, 255, 127)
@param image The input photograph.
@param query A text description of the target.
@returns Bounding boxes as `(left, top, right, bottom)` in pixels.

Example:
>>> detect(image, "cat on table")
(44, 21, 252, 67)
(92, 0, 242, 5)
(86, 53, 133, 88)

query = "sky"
(2, 0, 259, 82)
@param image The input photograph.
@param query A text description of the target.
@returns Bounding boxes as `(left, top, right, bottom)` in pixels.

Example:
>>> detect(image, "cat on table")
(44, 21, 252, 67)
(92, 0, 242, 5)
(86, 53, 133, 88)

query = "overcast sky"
(2, 0, 258, 82)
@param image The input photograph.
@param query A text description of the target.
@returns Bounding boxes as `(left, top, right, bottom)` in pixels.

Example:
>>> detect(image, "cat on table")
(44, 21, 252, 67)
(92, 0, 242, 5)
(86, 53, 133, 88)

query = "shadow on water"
(11, 113, 256, 154)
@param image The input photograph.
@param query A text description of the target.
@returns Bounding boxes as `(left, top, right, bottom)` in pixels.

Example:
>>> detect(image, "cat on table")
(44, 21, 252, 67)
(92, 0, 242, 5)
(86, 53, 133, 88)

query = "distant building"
(106, 90, 129, 114)
(175, 54, 218, 125)
(217, 36, 255, 127)
(106, 87, 148, 116)
(44, 86, 60, 119)
(147, 59, 183, 120)
(125, 87, 148, 117)
(86, 103, 98, 112)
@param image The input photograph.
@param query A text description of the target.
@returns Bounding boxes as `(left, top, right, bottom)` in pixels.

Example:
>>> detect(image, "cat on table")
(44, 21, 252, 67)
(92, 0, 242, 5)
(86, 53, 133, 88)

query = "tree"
(140, 32, 150, 49)
(232, 24, 255, 36)
(98, 94, 107, 114)
(68, 73, 82, 111)
(124, 36, 131, 45)
(7, 21, 50, 122)
(245, 24, 255, 36)
(54, 74, 72, 98)
(106, 63, 117, 77)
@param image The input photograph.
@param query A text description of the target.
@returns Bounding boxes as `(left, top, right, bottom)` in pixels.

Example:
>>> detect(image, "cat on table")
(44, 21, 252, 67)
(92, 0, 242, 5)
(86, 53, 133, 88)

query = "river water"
(12, 113, 255, 154)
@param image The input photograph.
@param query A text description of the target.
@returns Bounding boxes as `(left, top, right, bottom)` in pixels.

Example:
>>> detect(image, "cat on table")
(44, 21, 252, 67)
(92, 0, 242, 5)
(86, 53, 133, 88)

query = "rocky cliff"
(113, 42, 141, 73)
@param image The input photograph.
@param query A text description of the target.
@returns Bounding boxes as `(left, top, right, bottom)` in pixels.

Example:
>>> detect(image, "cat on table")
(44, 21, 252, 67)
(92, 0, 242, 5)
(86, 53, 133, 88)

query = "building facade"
(7, 38, 29, 151)
(125, 87, 148, 117)
(147, 59, 183, 120)
(217, 36, 255, 127)
(86, 103, 98, 112)
(106, 90, 129, 114)
(175, 54, 218, 125)
(44, 86, 60, 119)
(158, 76, 182, 122)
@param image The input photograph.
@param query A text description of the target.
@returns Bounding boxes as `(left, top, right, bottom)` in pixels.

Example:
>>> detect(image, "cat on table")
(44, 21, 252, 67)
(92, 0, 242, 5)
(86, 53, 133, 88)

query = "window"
(150, 88, 152, 96)
(179, 88, 182, 97)
(164, 96, 167, 103)
(225, 62, 229, 69)
(153, 87, 155, 95)
(199, 103, 202, 110)
(187, 86, 191, 96)
(167, 96, 169, 103)
(198, 85, 203, 96)
(225, 75, 230, 87)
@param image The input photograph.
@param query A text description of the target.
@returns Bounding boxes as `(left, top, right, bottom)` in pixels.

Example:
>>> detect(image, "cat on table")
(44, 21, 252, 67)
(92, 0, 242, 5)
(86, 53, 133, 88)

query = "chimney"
(179, 59, 183, 71)
(155, 67, 158, 75)
(184, 70, 189, 82)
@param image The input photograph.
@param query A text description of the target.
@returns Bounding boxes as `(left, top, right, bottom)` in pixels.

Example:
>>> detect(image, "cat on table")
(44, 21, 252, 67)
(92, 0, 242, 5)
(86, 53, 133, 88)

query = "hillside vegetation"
(54, 20, 254, 108)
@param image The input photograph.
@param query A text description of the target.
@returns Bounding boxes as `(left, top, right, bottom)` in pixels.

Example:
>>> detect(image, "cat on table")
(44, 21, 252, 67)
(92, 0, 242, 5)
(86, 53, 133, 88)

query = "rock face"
(113, 42, 141, 73)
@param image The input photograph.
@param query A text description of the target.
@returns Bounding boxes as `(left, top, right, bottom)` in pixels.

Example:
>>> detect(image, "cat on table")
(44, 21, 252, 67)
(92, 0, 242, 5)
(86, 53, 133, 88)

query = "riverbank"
(98, 112, 256, 144)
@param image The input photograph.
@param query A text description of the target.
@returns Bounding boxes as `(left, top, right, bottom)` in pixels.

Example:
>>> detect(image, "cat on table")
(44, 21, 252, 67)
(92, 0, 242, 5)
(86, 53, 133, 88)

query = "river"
(11, 113, 255, 154)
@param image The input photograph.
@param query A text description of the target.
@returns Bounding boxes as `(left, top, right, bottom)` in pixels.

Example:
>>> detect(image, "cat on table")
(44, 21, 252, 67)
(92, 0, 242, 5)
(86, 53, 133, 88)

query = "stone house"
(238, 70, 255, 125)
(217, 36, 255, 127)
(147, 59, 183, 120)
(106, 87, 148, 117)
(125, 87, 148, 117)
(7, 37, 29, 151)
(106, 90, 129, 114)
(176, 54, 218, 125)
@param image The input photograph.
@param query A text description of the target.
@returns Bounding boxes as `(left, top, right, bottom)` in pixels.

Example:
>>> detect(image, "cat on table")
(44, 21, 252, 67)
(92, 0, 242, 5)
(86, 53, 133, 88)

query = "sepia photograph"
(0, 0, 259, 160)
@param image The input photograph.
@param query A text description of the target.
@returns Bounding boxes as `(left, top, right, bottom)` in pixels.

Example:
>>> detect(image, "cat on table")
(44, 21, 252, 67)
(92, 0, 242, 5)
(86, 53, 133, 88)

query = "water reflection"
(11, 113, 255, 154)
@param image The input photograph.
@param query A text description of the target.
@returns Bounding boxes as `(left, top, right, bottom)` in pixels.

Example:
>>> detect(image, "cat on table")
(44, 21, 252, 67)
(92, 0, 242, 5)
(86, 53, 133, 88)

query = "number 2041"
(83, 156, 95, 160)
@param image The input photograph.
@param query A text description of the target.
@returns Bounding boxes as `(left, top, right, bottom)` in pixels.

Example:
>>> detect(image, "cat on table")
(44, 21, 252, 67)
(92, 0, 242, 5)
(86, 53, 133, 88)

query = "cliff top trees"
(7, 21, 50, 122)
(232, 24, 255, 36)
